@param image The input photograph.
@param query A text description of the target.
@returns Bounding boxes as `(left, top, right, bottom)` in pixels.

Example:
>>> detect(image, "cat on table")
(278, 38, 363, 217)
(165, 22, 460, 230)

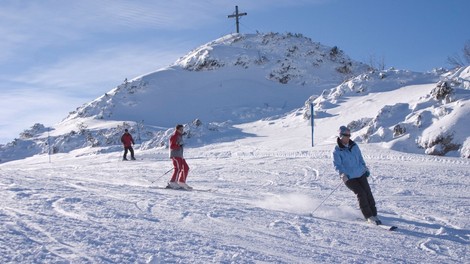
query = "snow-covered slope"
(0, 121, 468, 263)
(62, 33, 367, 125)
(308, 67, 470, 158)
(0, 33, 369, 163)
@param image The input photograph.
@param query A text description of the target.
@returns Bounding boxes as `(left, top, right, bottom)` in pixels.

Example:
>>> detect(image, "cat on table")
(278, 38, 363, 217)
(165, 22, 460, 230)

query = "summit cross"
(227, 6, 247, 33)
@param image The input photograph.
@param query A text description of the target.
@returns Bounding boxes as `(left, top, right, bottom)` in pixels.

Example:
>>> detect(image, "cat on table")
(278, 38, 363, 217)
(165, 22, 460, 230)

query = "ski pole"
(150, 168, 174, 184)
(310, 181, 342, 216)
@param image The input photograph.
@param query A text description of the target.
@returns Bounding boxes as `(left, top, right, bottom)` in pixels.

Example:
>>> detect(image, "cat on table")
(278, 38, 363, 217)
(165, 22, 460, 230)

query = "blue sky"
(0, 0, 468, 144)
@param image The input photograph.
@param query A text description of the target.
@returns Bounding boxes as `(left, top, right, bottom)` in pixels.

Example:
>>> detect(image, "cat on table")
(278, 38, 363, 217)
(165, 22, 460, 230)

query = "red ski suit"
(169, 130, 189, 183)
(121, 133, 134, 147)
(121, 132, 135, 160)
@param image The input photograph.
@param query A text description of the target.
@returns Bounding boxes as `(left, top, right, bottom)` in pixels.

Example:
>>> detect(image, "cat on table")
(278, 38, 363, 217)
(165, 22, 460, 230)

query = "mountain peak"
(62, 32, 369, 126)
(174, 32, 369, 84)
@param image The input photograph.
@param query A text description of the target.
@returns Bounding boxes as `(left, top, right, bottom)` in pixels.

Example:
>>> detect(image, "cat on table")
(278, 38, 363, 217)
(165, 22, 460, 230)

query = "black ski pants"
(345, 174, 377, 219)
(123, 146, 135, 159)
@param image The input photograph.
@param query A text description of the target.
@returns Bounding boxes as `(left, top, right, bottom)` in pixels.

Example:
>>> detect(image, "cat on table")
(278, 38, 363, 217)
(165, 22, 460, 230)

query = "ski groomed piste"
(1, 136, 468, 263)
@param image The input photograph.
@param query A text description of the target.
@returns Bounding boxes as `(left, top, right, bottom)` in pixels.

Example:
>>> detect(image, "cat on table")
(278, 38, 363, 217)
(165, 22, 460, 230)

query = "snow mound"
(309, 68, 470, 158)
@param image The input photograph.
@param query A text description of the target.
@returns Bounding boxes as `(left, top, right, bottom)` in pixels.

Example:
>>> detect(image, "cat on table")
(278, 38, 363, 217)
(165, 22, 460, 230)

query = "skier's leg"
(123, 148, 128, 159)
(129, 147, 135, 159)
(170, 157, 181, 182)
(346, 178, 373, 219)
(178, 159, 189, 183)
(358, 175, 377, 216)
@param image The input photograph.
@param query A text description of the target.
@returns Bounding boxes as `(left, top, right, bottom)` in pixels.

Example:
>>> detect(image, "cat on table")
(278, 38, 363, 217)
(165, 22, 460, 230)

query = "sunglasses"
(341, 133, 351, 137)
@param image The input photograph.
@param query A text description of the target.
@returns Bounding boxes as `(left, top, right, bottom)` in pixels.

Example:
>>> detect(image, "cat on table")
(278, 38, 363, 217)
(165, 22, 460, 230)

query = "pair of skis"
(154, 185, 213, 192)
(309, 214, 398, 231)
(363, 218, 398, 231)
(376, 223, 398, 231)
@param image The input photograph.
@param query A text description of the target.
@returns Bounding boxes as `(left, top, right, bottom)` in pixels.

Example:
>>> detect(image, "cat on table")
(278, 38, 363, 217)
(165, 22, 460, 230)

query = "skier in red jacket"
(167, 124, 191, 189)
(120, 129, 136, 160)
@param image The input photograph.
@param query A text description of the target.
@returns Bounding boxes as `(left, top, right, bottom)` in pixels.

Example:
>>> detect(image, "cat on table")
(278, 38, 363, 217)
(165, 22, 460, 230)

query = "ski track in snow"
(0, 144, 469, 263)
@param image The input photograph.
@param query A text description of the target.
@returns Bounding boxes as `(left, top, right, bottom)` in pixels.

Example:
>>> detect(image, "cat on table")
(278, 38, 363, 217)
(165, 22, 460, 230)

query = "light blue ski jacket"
(332, 138, 368, 180)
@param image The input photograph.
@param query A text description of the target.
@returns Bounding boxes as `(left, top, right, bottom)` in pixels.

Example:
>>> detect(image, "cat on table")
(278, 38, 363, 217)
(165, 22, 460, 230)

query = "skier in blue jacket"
(332, 126, 381, 225)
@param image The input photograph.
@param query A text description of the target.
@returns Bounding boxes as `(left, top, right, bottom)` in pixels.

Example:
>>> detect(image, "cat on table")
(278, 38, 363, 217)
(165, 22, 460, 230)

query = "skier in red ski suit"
(121, 129, 135, 160)
(168, 124, 191, 189)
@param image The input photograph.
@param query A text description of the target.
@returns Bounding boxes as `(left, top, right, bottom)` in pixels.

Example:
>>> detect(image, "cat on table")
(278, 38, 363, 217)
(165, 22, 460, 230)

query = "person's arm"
(333, 150, 349, 182)
(169, 135, 179, 149)
(332, 150, 346, 175)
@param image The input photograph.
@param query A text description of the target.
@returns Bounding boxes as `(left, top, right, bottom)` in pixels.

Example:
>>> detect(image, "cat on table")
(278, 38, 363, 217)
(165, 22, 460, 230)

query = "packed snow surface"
(1, 117, 469, 263)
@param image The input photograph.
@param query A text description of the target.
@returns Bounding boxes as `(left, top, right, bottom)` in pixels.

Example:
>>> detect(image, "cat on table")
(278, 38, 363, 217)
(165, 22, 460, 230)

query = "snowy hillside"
(0, 33, 370, 163)
(63, 33, 367, 125)
(308, 67, 470, 158)
(1, 33, 469, 164)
